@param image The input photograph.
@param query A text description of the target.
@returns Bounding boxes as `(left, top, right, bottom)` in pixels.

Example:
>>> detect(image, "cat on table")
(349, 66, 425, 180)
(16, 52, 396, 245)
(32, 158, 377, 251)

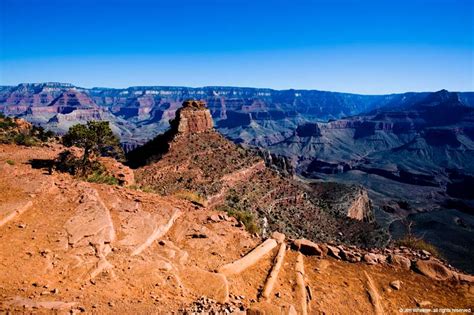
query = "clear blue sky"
(0, 0, 472, 94)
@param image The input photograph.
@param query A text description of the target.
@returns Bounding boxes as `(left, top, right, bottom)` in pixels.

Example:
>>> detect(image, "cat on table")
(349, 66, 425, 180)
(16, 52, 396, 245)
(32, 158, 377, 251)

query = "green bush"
(174, 190, 207, 207)
(55, 150, 82, 175)
(216, 204, 260, 234)
(0, 118, 16, 129)
(129, 184, 155, 193)
(55, 150, 119, 185)
(13, 133, 37, 146)
(6, 159, 15, 165)
(31, 126, 55, 142)
(86, 171, 119, 185)
(395, 236, 441, 258)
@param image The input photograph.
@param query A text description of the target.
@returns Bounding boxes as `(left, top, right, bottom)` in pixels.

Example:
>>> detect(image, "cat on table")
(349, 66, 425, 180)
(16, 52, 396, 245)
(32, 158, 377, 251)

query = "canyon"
(0, 106, 473, 313)
(1, 83, 474, 274)
(2, 83, 473, 150)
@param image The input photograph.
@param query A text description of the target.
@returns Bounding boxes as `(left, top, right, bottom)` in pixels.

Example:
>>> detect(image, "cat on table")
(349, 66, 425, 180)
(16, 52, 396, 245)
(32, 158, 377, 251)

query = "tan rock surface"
(0, 144, 472, 313)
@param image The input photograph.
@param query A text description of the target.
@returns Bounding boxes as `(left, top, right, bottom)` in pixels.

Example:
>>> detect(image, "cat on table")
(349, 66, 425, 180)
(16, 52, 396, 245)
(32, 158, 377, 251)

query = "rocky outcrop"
(253, 147, 295, 177)
(99, 157, 135, 186)
(295, 123, 322, 137)
(309, 182, 375, 223)
(415, 259, 455, 281)
(175, 100, 213, 134)
(346, 189, 373, 221)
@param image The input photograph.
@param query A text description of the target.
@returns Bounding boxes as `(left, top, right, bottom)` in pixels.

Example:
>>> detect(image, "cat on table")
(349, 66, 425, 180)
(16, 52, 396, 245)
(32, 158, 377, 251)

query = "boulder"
(415, 259, 454, 281)
(454, 273, 474, 283)
(271, 231, 286, 244)
(374, 254, 387, 264)
(340, 249, 360, 263)
(389, 254, 411, 270)
(318, 244, 329, 257)
(208, 214, 221, 222)
(156, 260, 172, 271)
(293, 239, 323, 256)
(363, 253, 378, 265)
(417, 301, 432, 307)
(364, 253, 387, 265)
(390, 280, 401, 290)
(326, 245, 341, 259)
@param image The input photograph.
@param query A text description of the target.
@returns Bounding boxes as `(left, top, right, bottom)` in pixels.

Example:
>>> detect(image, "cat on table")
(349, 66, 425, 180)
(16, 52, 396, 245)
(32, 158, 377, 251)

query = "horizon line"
(2, 81, 473, 96)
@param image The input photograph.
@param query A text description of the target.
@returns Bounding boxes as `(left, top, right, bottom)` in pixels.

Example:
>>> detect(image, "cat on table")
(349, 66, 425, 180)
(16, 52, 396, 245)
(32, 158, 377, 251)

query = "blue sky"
(0, 0, 472, 93)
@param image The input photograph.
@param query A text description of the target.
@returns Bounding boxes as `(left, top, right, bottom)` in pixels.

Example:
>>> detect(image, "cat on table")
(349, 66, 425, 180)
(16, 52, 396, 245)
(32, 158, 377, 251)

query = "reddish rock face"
(176, 100, 213, 134)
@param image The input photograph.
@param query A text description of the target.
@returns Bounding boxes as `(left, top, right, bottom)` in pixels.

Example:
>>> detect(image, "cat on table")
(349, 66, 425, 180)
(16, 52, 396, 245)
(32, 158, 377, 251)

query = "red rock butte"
(176, 100, 213, 134)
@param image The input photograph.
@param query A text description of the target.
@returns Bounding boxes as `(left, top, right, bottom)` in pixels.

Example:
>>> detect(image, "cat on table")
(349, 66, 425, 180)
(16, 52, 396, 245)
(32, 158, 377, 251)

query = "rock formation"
(174, 100, 213, 134)
(129, 100, 386, 247)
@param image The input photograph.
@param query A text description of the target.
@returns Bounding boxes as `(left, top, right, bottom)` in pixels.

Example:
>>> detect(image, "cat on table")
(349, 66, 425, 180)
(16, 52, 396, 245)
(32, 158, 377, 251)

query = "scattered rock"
(390, 280, 401, 290)
(417, 300, 432, 307)
(389, 254, 411, 270)
(363, 253, 386, 265)
(455, 273, 474, 283)
(39, 249, 51, 257)
(415, 259, 454, 281)
(209, 214, 221, 222)
(421, 250, 431, 256)
(180, 267, 229, 303)
(271, 231, 286, 244)
(327, 245, 341, 259)
(340, 249, 360, 263)
(157, 261, 173, 271)
(363, 253, 378, 265)
(293, 239, 323, 256)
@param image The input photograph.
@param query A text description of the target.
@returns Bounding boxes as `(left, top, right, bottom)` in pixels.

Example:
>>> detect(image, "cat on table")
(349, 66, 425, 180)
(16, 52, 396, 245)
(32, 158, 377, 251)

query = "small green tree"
(62, 121, 123, 173)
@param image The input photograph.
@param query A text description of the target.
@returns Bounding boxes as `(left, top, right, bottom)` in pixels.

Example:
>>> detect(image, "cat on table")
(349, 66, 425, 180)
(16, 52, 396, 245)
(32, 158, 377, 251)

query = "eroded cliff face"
(346, 189, 374, 222)
(308, 182, 375, 223)
(175, 100, 213, 134)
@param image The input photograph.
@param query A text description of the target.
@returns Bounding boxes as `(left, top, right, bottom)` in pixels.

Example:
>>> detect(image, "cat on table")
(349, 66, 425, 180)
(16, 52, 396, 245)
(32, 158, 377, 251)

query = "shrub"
(55, 150, 118, 185)
(216, 205, 260, 234)
(63, 121, 124, 163)
(86, 170, 119, 185)
(13, 133, 37, 146)
(129, 184, 155, 193)
(31, 126, 55, 142)
(174, 190, 207, 207)
(0, 117, 16, 130)
(395, 236, 441, 258)
(55, 150, 82, 175)
(6, 159, 15, 165)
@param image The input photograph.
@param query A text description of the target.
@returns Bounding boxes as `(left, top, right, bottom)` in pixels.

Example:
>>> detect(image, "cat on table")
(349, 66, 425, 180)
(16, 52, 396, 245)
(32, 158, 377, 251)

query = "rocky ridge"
(128, 101, 385, 247)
